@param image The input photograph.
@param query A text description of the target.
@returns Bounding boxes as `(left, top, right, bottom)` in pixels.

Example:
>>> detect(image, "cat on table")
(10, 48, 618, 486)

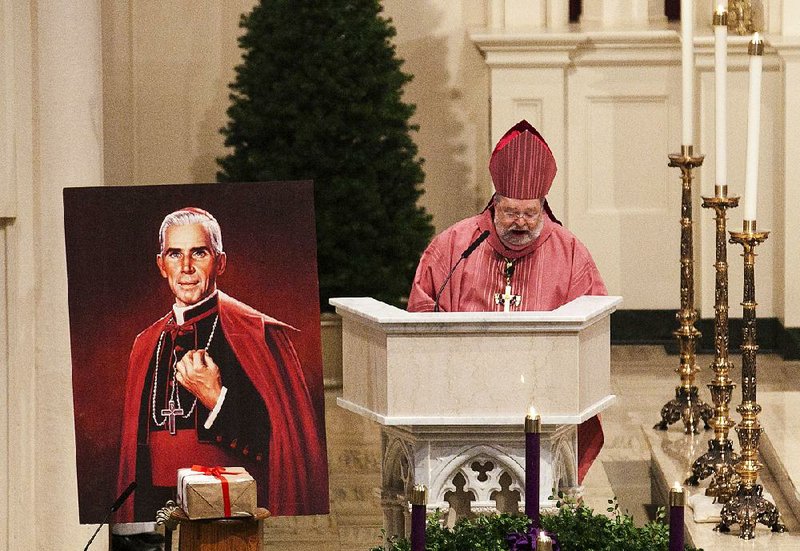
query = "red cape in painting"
(116, 291, 328, 521)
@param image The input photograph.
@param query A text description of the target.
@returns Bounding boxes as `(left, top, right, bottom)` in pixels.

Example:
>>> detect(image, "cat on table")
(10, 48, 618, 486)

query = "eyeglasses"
(498, 208, 540, 222)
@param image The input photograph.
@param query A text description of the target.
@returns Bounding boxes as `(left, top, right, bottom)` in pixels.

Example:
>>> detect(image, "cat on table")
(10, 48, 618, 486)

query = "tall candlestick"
(525, 407, 541, 528)
(681, 0, 694, 145)
(743, 33, 764, 222)
(410, 484, 427, 551)
(714, 6, 728, 196)
(669, 484, 686, 551)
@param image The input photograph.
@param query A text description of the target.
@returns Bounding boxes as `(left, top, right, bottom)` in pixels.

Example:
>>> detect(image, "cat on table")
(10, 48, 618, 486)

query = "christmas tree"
(218, 0, 433, 309)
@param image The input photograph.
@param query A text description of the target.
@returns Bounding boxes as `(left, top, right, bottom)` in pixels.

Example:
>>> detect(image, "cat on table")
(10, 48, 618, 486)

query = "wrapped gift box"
(177, 466, 257, 520)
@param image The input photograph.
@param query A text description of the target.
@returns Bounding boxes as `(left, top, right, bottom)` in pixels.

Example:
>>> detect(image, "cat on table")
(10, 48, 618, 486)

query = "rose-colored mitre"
(489, 120, 557, 200)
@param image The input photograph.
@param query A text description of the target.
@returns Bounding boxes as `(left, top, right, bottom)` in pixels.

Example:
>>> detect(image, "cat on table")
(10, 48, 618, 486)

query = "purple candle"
(410, 484, 427, 551)
(525, 407, 541, 527)
(669, 484, 685, 551)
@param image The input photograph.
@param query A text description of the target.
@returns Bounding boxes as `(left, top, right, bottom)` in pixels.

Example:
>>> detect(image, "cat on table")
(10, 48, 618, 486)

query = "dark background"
(64, 181, 325, 524)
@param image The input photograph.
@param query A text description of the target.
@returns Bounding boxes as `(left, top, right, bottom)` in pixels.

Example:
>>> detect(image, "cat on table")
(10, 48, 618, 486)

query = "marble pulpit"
(330, 295, 621, 537)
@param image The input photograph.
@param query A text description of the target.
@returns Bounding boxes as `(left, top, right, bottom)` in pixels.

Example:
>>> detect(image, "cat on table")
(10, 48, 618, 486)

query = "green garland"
(371, 499, 703, 551)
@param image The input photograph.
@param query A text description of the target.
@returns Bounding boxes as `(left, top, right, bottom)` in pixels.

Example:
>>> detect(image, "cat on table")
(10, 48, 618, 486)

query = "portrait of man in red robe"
(65, 182, 329, 524)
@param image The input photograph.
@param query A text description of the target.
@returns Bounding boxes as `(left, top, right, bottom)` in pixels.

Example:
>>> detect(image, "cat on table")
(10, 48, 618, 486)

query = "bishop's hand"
(175, 349, 222, 410)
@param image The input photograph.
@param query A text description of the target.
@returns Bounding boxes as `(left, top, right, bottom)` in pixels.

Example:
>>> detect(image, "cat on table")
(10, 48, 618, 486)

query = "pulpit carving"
(381, 433, 415, 539)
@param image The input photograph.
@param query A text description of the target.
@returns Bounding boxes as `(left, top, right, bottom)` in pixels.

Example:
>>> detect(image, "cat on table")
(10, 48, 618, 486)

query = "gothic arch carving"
(431, 444, 524, 505)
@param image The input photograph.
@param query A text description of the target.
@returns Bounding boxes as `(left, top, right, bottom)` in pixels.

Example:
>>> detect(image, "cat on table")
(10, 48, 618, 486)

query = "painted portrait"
(64, 181, 329, 523)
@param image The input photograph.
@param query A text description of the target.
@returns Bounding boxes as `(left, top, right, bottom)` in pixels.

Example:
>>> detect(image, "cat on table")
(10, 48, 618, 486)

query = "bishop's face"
(156, 223, 227, 307)
(493, 195, 544, 248)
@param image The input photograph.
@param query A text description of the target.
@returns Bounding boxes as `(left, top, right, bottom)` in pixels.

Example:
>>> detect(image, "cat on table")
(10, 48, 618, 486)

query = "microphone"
(433, 230, 490, 312)
(83, 481, 137, 551)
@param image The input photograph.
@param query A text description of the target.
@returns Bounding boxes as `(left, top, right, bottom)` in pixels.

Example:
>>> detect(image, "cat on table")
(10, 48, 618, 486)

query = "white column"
(504, 0, 546, 29)
(779, 2, 800, 36)
(547, 0, 569, 29)
(774, 42, 800, 327)
(580, 0, 664, 26)
(3, 1, 34, 548)
(768, 0, 800, 332)
(489, 0, 505, 29)
(31, 0, 104, 547)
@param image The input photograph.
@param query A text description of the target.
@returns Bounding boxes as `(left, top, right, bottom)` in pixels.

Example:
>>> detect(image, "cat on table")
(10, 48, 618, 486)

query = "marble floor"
(257, 345, 800, 550)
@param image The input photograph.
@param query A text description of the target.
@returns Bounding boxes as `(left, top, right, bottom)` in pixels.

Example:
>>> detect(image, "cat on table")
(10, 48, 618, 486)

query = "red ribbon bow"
(191, 465, 237, 517)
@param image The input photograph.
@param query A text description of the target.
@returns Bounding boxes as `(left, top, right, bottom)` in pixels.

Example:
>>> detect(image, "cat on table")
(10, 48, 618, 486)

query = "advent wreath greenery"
(370, 499, 703, 551)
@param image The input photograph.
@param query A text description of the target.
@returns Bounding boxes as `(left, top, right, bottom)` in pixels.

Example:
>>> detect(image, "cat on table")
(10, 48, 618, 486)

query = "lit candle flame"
(528, 405, 539, 419)
(752, 32, 761, 44)
(715, 4, 725, 16)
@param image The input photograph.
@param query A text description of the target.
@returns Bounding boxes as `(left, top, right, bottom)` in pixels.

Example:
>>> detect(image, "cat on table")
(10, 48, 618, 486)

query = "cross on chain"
(161, 399, 184, 435)
(494, 258, 521, 312)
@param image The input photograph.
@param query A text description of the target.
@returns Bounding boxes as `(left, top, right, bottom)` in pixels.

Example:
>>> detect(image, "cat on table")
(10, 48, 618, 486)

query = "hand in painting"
(175, 349, 222, 410)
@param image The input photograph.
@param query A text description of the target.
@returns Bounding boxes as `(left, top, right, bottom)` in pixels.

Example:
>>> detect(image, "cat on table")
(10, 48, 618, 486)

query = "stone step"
(759, 390, 800, 524)
(645, 424, 800, 549)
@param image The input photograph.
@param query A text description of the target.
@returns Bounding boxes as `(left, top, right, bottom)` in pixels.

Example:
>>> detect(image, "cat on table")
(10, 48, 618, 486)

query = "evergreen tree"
(218, 0, 434, 309)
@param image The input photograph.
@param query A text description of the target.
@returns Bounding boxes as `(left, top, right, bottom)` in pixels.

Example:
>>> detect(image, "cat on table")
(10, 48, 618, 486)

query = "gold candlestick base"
(686, 437, 740, 492)
(686, 194, 741, 498)
(716, 226, 785, 539)
(654, 386, 713, 434)
(654, 146, 713, 434)
(718, 484, 784, 539)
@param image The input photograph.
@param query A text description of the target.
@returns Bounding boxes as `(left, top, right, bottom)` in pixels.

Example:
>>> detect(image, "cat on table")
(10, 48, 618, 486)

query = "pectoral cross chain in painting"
(161, 399, 184, 435)
(494, 258, 521, 312)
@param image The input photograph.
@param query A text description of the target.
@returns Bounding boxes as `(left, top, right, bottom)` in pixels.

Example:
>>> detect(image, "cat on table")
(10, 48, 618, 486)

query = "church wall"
(2, 0, 36, 548)
(778, 44, 800, 329)
(472, 3, 798, 321)
(102, 0, 253, 187)
(381, 0, 491, 231)
(0, 0, 798, 549)
(2, 0, 107, 548)
(34, 0, 106, 547)
(102, 0, 489, 232)
(100, 0, 800, 318)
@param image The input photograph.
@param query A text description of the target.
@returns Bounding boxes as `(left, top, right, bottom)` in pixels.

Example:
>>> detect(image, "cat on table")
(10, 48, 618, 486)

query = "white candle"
(714, 6, 728, 193)
(744, 33, 764, 222)
(681, 0, 694, 146)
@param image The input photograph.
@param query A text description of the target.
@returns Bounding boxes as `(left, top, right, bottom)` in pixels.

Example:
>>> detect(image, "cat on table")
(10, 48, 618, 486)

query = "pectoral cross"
(161, 399, 184, 435)
(494, 258, 521, 312)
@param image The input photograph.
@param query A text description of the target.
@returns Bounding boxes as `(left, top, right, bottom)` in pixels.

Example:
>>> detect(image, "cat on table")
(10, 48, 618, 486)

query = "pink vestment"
(407, 210, 607, 482)
(408, 212, 606, 312)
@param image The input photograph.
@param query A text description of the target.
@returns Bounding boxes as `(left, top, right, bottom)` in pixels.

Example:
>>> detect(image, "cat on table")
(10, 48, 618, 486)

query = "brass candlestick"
(685, 190, 740, 499)
(717, 221, 785, 539)
(655, 146, 713, 434)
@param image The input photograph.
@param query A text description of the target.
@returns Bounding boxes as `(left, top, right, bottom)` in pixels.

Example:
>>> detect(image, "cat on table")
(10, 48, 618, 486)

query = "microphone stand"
(83, 481, 137, 551)
(433, 230, 490, 311)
